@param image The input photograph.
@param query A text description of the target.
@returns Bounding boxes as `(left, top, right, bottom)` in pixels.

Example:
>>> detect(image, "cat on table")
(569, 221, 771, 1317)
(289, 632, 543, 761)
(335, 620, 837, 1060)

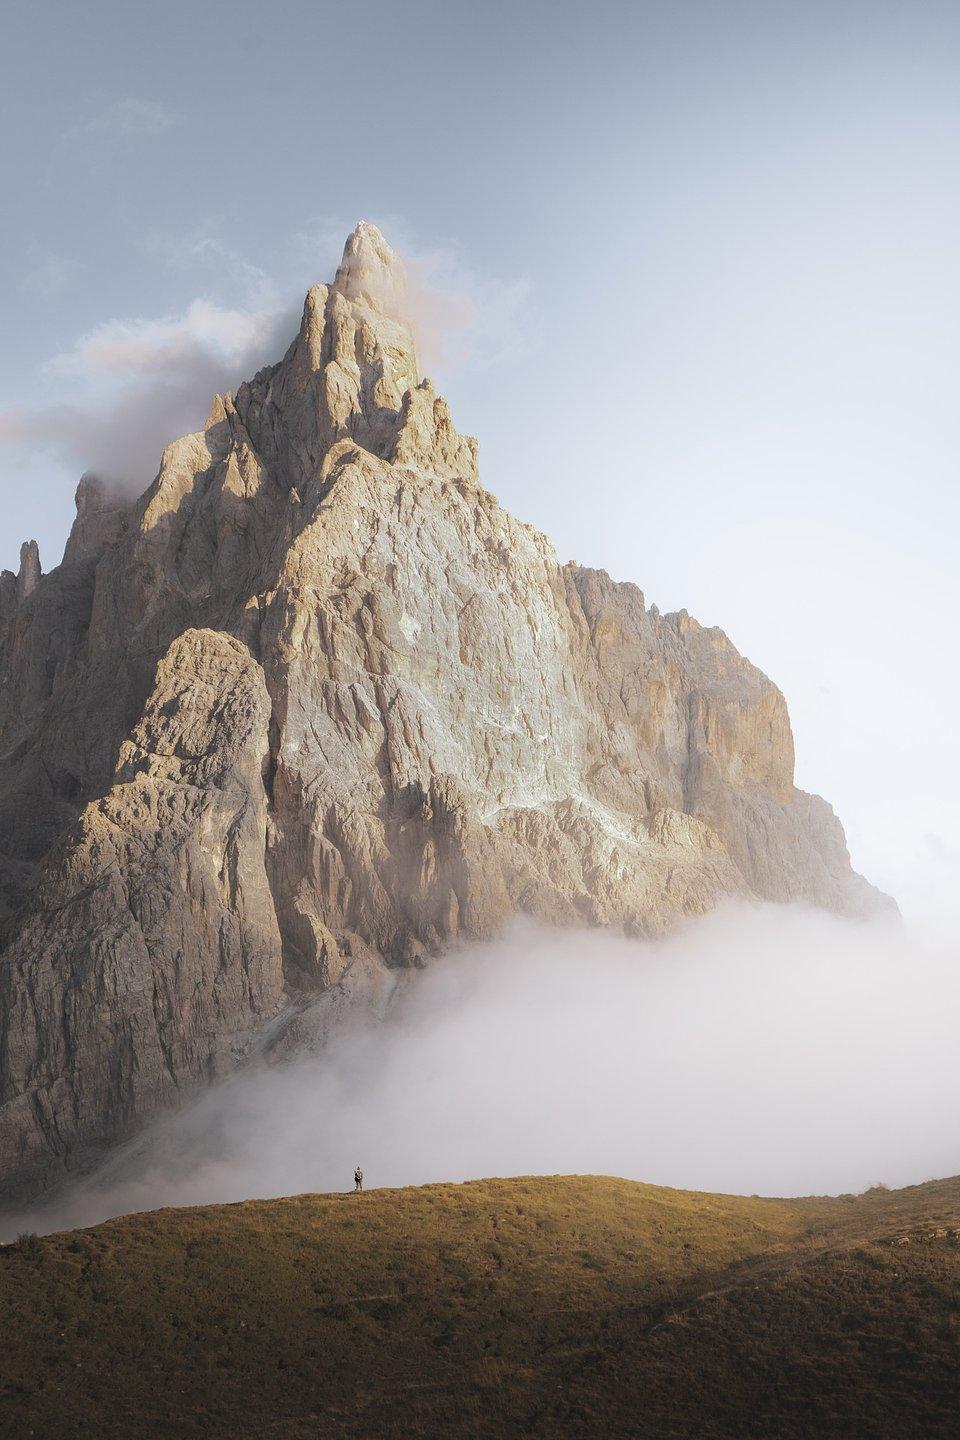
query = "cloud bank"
(6, 903, 959, 1239)
(0, 299, 298, 498)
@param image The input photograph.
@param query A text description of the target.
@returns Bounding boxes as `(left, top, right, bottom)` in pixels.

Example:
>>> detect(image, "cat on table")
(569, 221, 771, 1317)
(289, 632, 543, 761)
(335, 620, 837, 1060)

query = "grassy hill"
(2, 1174, 960, 1437)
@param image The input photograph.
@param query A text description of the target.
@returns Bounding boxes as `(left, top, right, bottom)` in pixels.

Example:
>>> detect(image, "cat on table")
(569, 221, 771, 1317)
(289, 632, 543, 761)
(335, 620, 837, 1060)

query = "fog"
(5, 902, 960, 1239)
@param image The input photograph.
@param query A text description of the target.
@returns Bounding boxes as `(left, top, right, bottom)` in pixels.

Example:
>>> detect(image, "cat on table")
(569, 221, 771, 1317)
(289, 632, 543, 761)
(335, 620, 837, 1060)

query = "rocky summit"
(0, 223, 886, 1200)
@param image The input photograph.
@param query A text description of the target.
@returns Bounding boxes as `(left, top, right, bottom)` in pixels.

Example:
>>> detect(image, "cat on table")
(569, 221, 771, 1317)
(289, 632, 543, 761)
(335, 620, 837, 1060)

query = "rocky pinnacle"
(0, 224, 889, 1201)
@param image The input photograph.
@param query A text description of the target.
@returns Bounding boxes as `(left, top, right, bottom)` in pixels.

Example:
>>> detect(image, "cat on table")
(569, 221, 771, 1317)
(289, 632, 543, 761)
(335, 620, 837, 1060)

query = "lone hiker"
(354, 1165, 363, 1193)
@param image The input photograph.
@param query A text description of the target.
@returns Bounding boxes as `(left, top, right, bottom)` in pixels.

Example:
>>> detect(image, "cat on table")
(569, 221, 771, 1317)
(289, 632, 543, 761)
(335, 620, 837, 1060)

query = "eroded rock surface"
(0, 223, 888, 1197)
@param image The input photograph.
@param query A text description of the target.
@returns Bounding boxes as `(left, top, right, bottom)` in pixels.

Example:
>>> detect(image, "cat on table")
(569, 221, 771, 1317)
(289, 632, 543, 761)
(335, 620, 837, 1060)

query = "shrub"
(16, 1232, 43, 1262)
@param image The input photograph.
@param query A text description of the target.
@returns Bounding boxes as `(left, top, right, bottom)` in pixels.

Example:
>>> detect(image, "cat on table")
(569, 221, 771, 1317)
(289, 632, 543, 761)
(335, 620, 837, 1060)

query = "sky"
(1, 0, 959, 919)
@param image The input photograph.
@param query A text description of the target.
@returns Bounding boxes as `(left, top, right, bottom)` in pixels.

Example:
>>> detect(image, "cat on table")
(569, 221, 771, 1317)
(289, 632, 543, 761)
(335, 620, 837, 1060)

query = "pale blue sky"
(2, 0, 959, 915)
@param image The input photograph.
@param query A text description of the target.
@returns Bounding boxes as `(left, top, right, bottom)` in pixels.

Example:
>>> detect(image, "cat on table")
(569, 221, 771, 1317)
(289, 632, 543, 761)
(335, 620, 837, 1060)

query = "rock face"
(0, 223, 887, 1199)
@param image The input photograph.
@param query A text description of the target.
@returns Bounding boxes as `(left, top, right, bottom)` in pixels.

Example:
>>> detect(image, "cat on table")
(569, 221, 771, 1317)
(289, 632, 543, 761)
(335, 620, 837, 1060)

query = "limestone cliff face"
(0, 223, 886, 1198)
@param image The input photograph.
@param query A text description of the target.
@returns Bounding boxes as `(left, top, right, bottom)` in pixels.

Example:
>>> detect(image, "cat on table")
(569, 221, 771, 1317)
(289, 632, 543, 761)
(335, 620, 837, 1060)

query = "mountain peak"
(333, 220, 408, 316)
(0, 223, 888, 1203)
(266, 220, 438, 464)
(17, 540, 40, 601)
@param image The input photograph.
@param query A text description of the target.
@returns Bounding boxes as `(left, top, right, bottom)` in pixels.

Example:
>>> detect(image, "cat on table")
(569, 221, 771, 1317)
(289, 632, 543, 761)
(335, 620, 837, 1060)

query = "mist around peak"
(7, 901, 959, 1240)
(0, 223, 529, 571)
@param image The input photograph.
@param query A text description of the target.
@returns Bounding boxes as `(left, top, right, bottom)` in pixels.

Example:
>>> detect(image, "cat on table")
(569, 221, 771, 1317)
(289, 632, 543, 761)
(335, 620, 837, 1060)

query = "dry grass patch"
(1, 1174, 959, 1437)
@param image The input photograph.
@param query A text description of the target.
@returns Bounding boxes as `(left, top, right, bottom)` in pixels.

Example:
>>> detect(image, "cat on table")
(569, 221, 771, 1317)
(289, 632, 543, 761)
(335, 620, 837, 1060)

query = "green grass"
(2, 1174, 960, 1437)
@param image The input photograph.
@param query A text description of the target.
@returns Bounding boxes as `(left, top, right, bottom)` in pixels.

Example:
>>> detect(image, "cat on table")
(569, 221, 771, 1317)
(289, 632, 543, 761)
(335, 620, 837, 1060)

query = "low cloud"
(0, 299, 298, 495)
(49, 300, 281, 381)
(7, 903, 960, 1239)
(403, 250, 532, 373)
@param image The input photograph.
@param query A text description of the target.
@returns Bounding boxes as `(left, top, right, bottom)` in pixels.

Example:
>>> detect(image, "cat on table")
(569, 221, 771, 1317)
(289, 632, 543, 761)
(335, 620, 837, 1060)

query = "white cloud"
(51, 99, 180, 177)
(48, 299, 281, 382)
(144, 228, 280, 310)
(0, 298, 297, 494)
(405, 249, 532, 373)
(61, 97, 179, 145)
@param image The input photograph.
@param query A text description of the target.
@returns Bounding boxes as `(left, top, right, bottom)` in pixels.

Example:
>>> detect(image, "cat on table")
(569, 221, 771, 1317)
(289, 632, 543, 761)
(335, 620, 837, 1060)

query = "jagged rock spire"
(16, 540, 40, 602)
(237, 222, 434, 467)
(333, 221, 410, 316)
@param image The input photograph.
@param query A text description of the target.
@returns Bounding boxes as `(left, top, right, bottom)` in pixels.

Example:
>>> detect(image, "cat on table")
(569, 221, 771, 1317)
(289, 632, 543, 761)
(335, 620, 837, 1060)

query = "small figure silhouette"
(354, 1165, 363, 1193)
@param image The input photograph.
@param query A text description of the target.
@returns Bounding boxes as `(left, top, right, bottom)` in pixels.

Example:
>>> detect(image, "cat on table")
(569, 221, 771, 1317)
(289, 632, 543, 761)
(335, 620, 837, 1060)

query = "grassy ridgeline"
(2, 1174, 960, 1437)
